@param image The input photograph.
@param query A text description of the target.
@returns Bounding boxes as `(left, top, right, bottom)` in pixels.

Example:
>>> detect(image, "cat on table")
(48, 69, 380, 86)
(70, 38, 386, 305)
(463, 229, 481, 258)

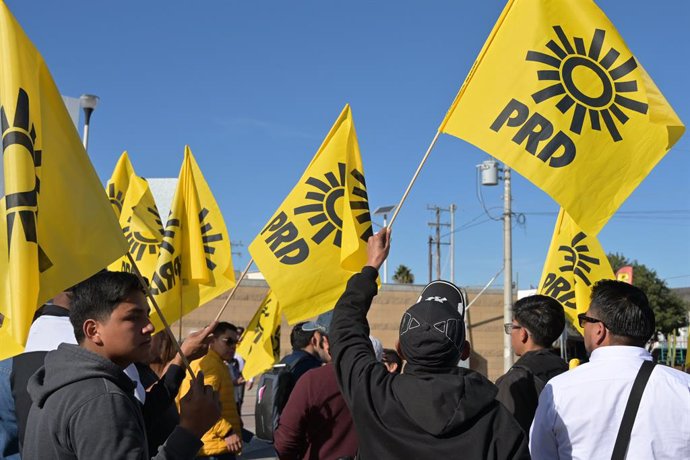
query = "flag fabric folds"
(0, 2, 128, 358)
(237, 290, 281, 381)
(248, 104, 373, 324)
(106, 153, 165, 276)
(439, 0, 684, 235)
(538, 208, 614, 335)
(148, 146, 235, 331)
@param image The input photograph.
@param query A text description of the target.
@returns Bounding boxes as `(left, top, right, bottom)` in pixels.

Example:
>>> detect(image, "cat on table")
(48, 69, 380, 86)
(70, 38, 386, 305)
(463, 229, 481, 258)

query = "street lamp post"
(373, 205, 396, 283)
(80, 94, 99, 151)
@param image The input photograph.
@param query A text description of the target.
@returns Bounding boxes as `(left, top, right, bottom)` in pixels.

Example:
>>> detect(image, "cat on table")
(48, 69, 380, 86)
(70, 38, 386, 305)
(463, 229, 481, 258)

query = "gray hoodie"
(23, 344, 201, 460)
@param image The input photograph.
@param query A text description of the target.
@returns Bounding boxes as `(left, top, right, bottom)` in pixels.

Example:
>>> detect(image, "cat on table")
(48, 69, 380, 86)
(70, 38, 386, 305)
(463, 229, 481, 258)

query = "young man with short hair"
(23, 271, 220, 460)
(280, 321, 330, 383)
(495, 294, 568, 434)
(530, 280, 690, 459)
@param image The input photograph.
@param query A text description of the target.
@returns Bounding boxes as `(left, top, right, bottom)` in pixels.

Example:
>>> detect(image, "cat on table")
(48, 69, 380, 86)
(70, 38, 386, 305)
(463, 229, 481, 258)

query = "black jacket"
(330, 267, 529, 460)
(23, 344, 201, 460)
(495, 349, 568, 434)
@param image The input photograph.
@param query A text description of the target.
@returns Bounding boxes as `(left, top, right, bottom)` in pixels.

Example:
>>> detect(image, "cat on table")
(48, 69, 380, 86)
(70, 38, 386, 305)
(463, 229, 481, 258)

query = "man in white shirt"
(530, 280, 690, 459)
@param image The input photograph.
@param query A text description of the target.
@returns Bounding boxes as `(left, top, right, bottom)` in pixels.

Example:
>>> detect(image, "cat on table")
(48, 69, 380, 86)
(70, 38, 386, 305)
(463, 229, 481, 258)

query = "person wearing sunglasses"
(495, 295, 568, 436)
(177, 322, 243, 460)
(530, 280, 690, 459)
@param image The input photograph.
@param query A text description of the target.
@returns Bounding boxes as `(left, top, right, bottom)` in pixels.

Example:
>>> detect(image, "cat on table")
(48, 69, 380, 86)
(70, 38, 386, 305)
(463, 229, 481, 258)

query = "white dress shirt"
(530, 346, 690, 459)
(24, 315, 77, 352)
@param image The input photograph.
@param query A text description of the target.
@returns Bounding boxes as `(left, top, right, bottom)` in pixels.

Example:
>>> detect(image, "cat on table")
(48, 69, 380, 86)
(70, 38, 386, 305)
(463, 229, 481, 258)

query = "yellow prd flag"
(237, 290, 281, 380)
(106, 151, 136, 218)
(538, 208, 614, 335)
(248, 104, 373, 324)
(439, 0, 684, 235)
(148, 146, 235, 331)
(0, 2, 128, 358)
(108, 175, 165, 277)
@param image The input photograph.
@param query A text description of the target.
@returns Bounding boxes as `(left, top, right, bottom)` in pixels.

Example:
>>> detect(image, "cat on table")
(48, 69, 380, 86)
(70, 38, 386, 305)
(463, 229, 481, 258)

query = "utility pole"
(503, 167, 513, 373)
(427, 205, 451, 281)
(450, 204, 456, 283)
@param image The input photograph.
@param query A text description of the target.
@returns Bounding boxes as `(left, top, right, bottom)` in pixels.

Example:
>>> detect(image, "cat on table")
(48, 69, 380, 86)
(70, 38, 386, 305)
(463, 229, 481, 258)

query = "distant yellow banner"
(249, 104, 373, 324)
(237, 291, 281, 380)
(538, 209, 614, 335)
(440, 0, 684, 235)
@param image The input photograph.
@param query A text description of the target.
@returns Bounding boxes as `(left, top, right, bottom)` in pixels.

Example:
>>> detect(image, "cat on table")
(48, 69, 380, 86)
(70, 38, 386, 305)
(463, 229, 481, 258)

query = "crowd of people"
(1, 227, 689, 459)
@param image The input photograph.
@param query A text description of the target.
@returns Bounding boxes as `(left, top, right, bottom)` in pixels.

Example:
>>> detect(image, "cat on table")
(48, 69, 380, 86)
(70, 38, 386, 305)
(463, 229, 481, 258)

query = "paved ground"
(239, 385, 277, 459)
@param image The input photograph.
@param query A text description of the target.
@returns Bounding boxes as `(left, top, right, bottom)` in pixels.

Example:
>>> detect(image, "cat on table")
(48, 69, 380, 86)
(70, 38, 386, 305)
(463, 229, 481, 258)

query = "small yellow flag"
(108, 174, 165, 277)
(106, 151, 136, 218)
(439, 0, 684, 235)
(148, 146, 235, 331)
(237, 290, 282, 380)
(248, 105, 373, 324)
(538, 209, 614, 335)
(0, 2, 128, 358)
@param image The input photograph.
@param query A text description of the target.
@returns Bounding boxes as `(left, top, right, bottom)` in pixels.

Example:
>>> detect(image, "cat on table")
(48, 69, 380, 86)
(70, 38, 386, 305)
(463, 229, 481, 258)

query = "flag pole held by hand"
(213, 258, 254, 323)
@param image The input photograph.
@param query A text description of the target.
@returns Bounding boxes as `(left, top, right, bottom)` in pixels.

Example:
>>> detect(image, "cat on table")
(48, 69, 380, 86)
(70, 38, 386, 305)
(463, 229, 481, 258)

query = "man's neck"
(520, 343, 546, 354)
(80, 342, 130, 369)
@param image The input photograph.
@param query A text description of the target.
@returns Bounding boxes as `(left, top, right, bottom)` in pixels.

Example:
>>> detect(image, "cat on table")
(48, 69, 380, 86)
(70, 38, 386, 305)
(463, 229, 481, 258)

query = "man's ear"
(460, 340, 470, 361)
(520, 327, 530, 344)
(83, 319, 103, 346)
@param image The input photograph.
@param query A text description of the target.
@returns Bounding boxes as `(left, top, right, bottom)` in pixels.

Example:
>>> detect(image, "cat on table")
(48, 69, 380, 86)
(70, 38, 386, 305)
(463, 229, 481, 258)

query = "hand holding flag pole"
(125, 252, 195, 377)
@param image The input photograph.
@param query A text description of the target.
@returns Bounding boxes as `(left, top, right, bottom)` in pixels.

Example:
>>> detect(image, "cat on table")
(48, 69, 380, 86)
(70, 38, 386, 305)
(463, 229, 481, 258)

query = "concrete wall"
(171, 280, 509, 382)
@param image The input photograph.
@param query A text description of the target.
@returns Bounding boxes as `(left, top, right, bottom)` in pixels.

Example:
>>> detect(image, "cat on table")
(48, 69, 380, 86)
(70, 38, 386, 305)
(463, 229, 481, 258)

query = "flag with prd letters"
(237, 290, 281, 380)
(439, 0, 684, 235)
(538, 208, 614, 335)
(0, 2, 128, 358)
(249, 104, 373, 324)
(108, 173, 165, 277)
(148, 146, 235, 331)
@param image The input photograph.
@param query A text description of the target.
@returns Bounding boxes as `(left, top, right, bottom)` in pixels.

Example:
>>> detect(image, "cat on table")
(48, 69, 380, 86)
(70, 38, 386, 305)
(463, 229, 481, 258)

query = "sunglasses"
(220, 337, 238, 346)
(503, 323, 523, 335)
(577, 313, 608, 329)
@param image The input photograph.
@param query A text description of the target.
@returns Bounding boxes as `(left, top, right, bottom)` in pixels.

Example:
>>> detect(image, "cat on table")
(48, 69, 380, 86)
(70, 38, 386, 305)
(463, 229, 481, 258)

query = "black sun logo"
(527, 26, 648, 142)
(122, 206, 164, 261)
(293, 162, 373, 248)
(557, 232, 600, 286)
(198, 208, 223, 270)
(107, 183, 125, 214)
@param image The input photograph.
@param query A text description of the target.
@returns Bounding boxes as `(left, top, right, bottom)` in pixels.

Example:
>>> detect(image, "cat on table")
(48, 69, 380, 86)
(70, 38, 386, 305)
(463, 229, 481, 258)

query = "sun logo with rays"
(122, 206, 164, 261)
(107, 183, 125, 214)
(526, 26, 648, 142)
(293, 162, 373, 248)
(557, 232, 601, 286)
(198, 208, 224, 270)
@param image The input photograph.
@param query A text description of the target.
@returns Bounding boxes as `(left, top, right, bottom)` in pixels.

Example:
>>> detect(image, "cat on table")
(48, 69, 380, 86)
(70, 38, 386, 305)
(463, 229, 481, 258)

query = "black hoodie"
(23, 344, 201, 460)
(331, 267, 529, 460)
(495, 348, 568, 434)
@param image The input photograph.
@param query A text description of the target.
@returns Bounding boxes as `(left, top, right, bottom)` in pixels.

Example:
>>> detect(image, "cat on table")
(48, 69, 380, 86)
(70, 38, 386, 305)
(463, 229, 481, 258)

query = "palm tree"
(392, 265, 414, 284)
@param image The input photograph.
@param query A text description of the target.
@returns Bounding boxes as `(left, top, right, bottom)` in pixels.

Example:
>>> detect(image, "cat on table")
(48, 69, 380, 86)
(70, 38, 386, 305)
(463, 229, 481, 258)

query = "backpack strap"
(611, 360, 656, 460)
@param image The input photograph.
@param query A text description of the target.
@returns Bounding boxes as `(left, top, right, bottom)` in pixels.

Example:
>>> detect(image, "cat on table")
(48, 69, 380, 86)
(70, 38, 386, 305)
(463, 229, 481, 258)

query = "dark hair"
(513, 294, 565, 347)
(589, 280, 655, 346)
(69, 271, 145, 343)
(290, 322, 315, 350)
(213, 322, 237, 337)
(382, 348, 403, 373)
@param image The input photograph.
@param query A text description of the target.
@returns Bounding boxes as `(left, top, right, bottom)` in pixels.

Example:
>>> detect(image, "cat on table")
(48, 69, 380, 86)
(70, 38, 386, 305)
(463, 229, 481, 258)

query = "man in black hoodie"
(330, 228, 529, 459)
(23, 271, 221, 460)
(495, 294, 568, 435)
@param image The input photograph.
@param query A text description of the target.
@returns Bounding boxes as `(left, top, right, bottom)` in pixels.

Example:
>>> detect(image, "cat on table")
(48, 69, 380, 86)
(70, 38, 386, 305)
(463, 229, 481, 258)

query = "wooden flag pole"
(126, 252, 195, 377)
(387, 130, 441, 229)
(213, 258, 254, 323)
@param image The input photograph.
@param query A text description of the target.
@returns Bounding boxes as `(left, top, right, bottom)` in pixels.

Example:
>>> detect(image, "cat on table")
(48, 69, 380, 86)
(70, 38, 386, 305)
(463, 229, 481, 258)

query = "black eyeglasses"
(577, 313, 607, 329)
(503, 323, 522, 335)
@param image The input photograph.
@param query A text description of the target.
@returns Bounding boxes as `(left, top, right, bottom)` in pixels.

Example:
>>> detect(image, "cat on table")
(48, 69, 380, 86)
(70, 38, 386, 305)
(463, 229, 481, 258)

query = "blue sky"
(8, 1, 689, 289)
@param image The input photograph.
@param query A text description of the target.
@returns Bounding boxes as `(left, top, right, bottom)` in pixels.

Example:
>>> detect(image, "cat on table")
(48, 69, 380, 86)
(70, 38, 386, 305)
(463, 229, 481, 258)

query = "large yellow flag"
(538, 208, 614, 335)
(0, 2, 128, 357)
(106, 151, 136, 218)
(237, 291, 281, 380)
(439, 0, 684, 235)
(148, 146, 235, 331)
(108, 174, 165, 277)
(248, 104, 373, 324)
